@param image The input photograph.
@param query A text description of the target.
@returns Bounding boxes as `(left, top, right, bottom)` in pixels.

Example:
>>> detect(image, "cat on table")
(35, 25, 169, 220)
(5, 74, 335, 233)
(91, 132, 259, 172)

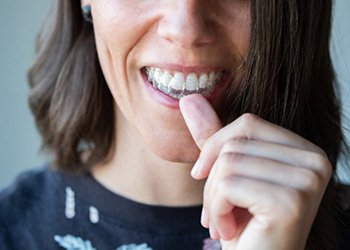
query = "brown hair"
(29, 0, 114, 172)
(28, 0, 346, 249)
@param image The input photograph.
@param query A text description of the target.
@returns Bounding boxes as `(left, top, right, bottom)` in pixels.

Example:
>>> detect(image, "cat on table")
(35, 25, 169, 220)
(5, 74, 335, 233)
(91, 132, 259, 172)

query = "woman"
(0, 0, 349, 249)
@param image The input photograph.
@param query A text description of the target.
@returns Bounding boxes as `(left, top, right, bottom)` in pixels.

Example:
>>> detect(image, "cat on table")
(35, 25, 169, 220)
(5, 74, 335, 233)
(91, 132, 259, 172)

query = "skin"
(180, 94, 331, 249)
(83, 0, 250, 205)
(82, 0, 332, 249)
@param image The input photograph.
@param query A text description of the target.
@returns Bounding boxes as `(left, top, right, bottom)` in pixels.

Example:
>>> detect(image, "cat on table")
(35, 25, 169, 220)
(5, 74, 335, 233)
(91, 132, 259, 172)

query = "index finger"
(193, 113, 323, 179)
(179, 94, 223, 149)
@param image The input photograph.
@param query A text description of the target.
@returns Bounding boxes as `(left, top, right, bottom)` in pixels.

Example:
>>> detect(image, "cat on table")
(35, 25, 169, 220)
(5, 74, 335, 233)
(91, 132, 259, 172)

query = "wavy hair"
(28, 1, 346, 249)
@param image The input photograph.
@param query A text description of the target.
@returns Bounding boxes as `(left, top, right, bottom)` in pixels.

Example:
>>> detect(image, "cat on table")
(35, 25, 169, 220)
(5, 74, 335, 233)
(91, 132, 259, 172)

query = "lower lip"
(140, 69, 231, 110)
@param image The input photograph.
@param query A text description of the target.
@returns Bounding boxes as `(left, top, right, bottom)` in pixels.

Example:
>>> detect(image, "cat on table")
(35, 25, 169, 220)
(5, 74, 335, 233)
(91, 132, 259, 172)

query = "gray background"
(0, 0, 349, 188)
(0, 0, 50, 188)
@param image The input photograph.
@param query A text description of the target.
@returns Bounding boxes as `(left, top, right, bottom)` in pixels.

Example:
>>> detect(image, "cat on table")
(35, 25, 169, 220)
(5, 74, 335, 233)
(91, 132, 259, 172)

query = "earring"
(82, 5, 93, 23)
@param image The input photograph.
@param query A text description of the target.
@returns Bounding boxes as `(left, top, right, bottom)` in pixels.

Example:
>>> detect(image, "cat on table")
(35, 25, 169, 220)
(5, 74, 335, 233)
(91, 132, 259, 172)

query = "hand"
(179, 94, 332, 250)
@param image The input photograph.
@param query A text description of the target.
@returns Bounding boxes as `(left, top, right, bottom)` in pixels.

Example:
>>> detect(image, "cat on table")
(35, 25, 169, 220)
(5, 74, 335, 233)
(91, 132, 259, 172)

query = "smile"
(143, 66, 226, 100)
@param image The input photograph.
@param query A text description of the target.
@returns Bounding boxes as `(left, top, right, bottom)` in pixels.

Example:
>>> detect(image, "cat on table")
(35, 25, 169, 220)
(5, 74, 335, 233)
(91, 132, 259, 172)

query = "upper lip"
(142, 64, 230, 74)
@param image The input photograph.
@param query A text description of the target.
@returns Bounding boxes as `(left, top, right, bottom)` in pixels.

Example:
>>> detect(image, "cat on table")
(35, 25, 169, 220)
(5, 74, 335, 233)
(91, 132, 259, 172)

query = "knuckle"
(299, 170, 321, 193)
(201, 134, 217, 152)
(217, 178, 228, 194)
(235, 113, 260, 138)
(200, 134, 213, 150)
(221, 138, 248, 154)
(221, 142, 234, 154)
(234, 138, 249, 145)
(313, 153, 329, 168)
(218, 152, 244, 166)
(319, 148, 328, 158)
(240, 113, 259, 123)
(321, 159, 333, 181)
(324, 165, 333, 182)
(309, 152, 333, 180)
(238, 113, 259, 127)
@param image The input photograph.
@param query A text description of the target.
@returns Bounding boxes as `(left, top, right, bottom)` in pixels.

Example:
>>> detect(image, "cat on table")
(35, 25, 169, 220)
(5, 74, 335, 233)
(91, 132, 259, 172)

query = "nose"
(157, 1, 215, 49)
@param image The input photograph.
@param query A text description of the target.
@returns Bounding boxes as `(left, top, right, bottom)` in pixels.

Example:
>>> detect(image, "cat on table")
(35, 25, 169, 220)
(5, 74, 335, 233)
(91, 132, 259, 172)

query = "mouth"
(141, 66, 230, 100)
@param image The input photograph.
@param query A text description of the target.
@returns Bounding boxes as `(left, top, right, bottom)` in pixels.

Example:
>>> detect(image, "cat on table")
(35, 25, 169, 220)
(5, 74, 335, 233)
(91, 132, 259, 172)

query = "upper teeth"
(145, 67, 223, 98)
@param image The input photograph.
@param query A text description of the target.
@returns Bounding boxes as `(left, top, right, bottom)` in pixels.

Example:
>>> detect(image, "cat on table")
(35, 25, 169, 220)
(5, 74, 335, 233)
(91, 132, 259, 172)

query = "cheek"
(235, 19, 251, 57)
(228, 20, 251, 59)
(92, 1, 150, 51)
(91, 6, 141, 109)
(218, 4, 251, 58)
(91, 2, 145, 78)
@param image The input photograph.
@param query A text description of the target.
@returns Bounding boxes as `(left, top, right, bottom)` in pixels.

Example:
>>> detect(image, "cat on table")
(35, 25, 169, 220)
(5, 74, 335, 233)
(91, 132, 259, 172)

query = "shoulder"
(0, 167, 48, 206)
(0, 165, 68, 248)
(0, 166, 59, 225)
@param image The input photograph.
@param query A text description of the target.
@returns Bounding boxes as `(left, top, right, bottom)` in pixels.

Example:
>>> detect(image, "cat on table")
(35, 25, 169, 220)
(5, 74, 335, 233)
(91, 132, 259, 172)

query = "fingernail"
(191, 158, 201, 178)
(191, 164, 199, 178)
(201, 208, 208, 227)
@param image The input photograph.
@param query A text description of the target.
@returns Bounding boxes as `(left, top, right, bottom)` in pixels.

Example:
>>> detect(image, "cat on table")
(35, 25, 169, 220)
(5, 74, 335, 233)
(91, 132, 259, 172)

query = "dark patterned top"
(0, 166, 219, 250)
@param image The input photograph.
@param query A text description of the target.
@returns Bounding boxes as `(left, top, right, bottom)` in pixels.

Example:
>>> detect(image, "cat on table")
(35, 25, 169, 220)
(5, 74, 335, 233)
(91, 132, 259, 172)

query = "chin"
(156, 149, 200, 163)
(147, 137, 200, 164)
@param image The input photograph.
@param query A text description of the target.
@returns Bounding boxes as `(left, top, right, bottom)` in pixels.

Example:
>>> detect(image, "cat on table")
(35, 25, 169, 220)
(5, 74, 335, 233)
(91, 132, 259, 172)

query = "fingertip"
(191, 158, 210, 180)
(191, 167, 210, 180)
(219, 227, 236, 241)
(209, 225, 220, 240)
(179, 94, 197, 111)
(179, 94, 222, 151)
(180, 93, 203, 103)
(191, 170, 208, 180)
(191, 167, 200, 179)
(179, 94, 203, 118)
(201, 208, 209, 228)
(217, 214, 237, 241)
(191, 159, 202, 179)
(179, 93, 211, 114)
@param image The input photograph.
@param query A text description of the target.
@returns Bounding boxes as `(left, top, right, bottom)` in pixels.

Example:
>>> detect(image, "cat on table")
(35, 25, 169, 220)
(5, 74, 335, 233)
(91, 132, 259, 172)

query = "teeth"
(208, 72, 216, 87)
(147, 67, 155, 77)
(160, 71, 172, 87)
(153, 68, 163, 88)
(199, 73, 209, 89)
(170, 73, 185, 91)
(186, 73, 198, 91)
(145, 67, 224, 98)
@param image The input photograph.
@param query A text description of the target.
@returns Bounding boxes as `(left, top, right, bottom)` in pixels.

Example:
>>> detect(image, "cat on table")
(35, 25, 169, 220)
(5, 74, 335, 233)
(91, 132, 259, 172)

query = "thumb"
(179, 94, 222, 150)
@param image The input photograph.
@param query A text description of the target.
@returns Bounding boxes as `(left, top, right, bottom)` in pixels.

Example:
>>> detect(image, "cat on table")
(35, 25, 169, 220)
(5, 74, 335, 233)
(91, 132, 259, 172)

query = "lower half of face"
(91, 0, 250, 163)
(97, 47, 202, 163)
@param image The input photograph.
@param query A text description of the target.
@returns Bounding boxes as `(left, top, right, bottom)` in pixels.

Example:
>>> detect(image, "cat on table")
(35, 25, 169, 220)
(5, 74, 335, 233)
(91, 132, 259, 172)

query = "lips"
(142, 66, 230, 100)
(139, 64, 232, 109)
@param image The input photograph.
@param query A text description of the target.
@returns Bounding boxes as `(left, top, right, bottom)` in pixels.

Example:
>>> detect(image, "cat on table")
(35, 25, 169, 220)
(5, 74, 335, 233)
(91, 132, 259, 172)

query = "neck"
(92, 108, 205, 207)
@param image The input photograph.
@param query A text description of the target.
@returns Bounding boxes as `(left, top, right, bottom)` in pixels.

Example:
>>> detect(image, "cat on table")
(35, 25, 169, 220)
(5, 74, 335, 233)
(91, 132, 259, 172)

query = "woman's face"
(85, 0, 250, 163)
